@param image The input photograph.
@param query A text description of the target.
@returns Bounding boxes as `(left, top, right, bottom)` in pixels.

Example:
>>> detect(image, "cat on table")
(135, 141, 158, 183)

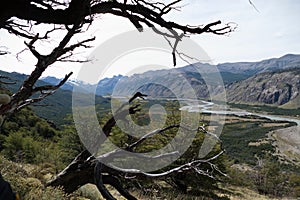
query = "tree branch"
(1, 1, 234, 38)
(0, 21, 92, 116)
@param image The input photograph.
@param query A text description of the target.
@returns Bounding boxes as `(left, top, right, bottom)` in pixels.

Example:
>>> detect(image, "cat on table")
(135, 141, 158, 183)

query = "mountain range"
(1, 54, 300, 125)
(41, 54, 300, 108)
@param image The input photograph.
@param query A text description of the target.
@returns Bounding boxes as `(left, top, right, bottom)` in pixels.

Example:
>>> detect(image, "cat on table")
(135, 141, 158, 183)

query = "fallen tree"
(46, 92, 225, 199)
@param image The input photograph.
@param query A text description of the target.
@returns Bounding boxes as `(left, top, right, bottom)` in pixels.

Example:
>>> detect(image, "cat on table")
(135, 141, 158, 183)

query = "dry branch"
(47, 92, 225, 199)
(0, 1, 231, 199)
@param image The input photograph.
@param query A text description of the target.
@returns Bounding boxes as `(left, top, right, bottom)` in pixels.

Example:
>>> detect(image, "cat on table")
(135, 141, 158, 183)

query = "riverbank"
(181, 100, 300, 166)
(269, 126, 300, 166)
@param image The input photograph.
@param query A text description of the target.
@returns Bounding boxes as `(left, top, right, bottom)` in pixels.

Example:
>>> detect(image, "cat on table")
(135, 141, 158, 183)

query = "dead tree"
(0, 0, 235, 119)
(47, 92, 225, 199)
(0, 0, 233, 199)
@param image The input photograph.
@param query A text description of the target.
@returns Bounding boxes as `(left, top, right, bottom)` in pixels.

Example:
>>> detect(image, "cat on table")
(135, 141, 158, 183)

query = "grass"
(280, 94, 300, 109)
(0, 154, 274, 200)
(127, 184, 282, 200)
(216, 185, 280, 200)
(206, 113, 296, 165)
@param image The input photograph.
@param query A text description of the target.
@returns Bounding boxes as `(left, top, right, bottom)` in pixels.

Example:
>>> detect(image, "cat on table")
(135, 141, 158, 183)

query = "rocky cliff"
(226, 68, 300, 106)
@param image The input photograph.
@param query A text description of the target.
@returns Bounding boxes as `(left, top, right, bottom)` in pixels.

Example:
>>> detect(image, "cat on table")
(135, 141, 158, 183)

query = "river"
(180, 100, 300, 126)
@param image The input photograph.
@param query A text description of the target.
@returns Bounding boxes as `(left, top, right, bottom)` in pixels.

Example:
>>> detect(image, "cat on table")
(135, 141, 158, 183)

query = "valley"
(2, 54, 300, 168)
(1, 1, 300, 198)
(1, 53, 300, 199)
(179, 99, 300, 165)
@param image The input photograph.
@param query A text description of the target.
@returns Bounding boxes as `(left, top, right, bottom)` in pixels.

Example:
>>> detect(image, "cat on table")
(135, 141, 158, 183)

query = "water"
(180, 100, 300, 126)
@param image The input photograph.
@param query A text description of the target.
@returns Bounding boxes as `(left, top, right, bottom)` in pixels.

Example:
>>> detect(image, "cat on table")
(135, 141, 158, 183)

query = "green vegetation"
(221, 120, 280, 165)
(1, 95, 300, 199)
(227, 156, 300, 198)
(100, 100, 227, 195)
(0, 106, 81, 169)
(0, 98, 228, 199)
(219, 114, 300, 198)
(0, 70, 110, 126)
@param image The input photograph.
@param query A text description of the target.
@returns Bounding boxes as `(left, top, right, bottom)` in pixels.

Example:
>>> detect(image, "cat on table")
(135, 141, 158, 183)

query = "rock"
(226, 68, 300, 106)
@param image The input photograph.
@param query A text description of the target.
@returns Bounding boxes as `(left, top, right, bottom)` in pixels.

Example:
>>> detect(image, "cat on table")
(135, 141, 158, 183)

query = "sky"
(0, 0, 300, 80)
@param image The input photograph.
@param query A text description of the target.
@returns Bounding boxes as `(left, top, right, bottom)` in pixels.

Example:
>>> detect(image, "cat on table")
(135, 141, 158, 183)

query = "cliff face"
(226, 69, 300, 105)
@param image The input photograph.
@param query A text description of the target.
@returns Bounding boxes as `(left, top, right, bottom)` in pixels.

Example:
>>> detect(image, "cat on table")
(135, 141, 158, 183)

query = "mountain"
(41, 76, 76, 91)
(41, 75, 124, 96)
(109, 54, 300, 100)
(217, 54, 300, 76)
(41, 61, 253, 98)
(0, 70, 109, 125)
(226, 68, 300, 107)
(112, 64, 224, 99)
(27, 54, 300, 108)
(96, 75, 124, 96)
(41, 54, 300, 100)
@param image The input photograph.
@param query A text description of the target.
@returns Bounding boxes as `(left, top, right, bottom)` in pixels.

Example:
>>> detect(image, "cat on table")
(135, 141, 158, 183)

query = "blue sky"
(179, 0, 300, 63)
(0, 0, 300, 79)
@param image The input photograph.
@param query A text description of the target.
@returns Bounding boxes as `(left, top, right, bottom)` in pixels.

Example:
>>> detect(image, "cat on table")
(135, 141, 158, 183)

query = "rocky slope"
(226, 68, 300, 106)
(112, 68, 212, 99)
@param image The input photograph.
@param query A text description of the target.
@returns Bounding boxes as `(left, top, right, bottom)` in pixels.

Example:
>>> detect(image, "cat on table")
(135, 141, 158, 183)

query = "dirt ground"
(269, 126, 300, 166)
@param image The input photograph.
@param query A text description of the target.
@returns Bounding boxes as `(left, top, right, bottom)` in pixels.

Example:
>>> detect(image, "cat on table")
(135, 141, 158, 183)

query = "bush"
(0, 155, 73, 199)
(289, 173, 300, 197)
(3, 131, 42, 163)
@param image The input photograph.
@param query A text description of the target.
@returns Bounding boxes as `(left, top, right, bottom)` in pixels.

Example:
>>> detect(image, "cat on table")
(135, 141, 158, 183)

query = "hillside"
(0, 70, 109, 125)
(112, 68, 248, 99)
(226, 68, 300, 107)
(1, 100, 299, 199)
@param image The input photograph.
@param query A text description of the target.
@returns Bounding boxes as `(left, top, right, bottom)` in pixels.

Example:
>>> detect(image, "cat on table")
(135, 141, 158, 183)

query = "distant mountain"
(41, 74, 124, 96)
(41, 76, 77, 91)
(28, 54, 300, 109)
(110, 54, 300, 100)
(217, 54, 300, 76)
(226, 68, 300, 107)
(96, 75, 124, 96)
(0, 70, 108, 125)
(112, 64, 225, 99)
(40, 54, 300, 100)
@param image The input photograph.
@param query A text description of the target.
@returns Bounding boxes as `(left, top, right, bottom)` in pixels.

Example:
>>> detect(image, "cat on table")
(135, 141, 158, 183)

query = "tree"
(0, 1, 234, 199)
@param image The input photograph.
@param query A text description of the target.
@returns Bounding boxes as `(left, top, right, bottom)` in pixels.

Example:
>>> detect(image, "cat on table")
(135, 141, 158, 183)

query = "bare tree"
(0, 0, 235, 116)
(0, 0, 233, 199)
